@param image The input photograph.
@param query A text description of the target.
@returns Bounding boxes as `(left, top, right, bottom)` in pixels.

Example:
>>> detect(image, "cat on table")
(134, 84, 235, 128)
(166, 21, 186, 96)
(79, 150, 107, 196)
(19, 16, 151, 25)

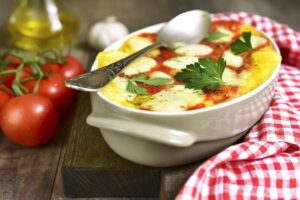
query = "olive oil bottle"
(8, 0, 79, 50)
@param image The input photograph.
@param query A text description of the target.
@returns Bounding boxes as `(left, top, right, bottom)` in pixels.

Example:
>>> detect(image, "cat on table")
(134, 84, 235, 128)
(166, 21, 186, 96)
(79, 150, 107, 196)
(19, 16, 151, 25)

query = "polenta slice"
(240, 50, 281, 94)
(97, 50, 129, 68)
(119, 35, 160, 57)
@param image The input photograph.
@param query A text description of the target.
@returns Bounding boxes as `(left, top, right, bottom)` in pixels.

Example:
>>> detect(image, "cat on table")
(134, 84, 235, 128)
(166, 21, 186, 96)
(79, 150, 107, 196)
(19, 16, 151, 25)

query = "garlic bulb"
(88, 16, 129, 49)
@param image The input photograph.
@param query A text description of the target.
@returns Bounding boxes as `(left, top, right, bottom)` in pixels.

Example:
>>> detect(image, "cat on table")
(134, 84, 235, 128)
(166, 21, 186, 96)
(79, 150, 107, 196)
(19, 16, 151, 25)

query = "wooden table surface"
(1, 0, 300, 199)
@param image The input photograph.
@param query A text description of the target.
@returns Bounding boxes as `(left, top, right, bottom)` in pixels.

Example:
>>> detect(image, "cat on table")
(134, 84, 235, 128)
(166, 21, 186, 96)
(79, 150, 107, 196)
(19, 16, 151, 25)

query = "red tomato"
(42, 63, 61, 74)
(60, 56, 85, 79)
(3, 55, 21, 66)
(0, 90, 12, 109)
(24, 73, 74, 114)
(20, 65, 34, 83)
(0, 90, 12, 128)
(41, 56, 84, 96)
(0, 94, 58, 147)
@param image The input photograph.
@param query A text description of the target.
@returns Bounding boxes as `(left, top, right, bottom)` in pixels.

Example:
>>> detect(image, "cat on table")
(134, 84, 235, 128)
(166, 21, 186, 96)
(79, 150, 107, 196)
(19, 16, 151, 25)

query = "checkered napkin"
(176, 12, 300, 200)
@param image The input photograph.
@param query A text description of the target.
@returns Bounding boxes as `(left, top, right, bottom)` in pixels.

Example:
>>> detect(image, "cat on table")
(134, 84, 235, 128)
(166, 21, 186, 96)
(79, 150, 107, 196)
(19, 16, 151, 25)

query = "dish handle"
(86, 112, 196, 148)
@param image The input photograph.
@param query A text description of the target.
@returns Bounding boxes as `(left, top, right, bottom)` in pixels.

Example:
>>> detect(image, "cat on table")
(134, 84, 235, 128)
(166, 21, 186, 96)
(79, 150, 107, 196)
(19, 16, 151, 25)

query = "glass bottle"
(8, 0, 79, 50)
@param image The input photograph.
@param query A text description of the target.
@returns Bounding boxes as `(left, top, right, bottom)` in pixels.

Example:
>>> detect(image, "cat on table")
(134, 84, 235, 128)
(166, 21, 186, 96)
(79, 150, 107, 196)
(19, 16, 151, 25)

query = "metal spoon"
(65, 10, 211, 92)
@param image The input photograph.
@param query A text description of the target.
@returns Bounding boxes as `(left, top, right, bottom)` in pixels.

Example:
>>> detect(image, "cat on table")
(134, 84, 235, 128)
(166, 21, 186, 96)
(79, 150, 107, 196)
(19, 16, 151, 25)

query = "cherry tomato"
(0, 90, 12, 129)
(0, 94, 58, 147)
(22, 65, 33, 77)
(3, 55, 21, 66)
(42, 56, 85, 80)
(0, 90, 12, 109)
(60, 56, 85, 80)
(24, 73, 74, 114)
(42, 63, 61, 75)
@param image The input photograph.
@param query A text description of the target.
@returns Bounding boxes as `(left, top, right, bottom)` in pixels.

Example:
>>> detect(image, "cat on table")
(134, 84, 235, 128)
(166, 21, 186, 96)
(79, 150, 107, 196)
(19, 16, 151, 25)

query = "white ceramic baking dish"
(87, 23, 281, 167)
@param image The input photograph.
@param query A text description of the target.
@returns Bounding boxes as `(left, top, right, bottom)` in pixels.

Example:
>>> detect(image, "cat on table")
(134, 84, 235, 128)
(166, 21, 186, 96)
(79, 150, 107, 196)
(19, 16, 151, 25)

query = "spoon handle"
(65, 42, 163, 92)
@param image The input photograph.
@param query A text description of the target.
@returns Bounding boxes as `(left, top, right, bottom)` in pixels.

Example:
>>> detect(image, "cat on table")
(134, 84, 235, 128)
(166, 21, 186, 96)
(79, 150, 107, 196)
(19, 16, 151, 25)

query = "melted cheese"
(222, 50, 243, 68)
(222, 68, 242, 85)
(163, 56, 199, 71)
(175, 44, 213, 56)
(123, 57, 157, 76)
(212, 26, 234, 43)
(251, 35, 267, 49)
(149, 71, 174, 83)
(141, 85, 204, 112)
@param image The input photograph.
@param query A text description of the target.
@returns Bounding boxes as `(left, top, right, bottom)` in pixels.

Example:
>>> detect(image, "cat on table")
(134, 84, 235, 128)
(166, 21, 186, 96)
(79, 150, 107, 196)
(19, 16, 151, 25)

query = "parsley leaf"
(205, 31, 228, 41)
(126, 79, 148, 95)
(230, 31, 253, 55)
(132, 75, 172, 86)
(175, 58, 226, 90)
(126, 75, 172, 95)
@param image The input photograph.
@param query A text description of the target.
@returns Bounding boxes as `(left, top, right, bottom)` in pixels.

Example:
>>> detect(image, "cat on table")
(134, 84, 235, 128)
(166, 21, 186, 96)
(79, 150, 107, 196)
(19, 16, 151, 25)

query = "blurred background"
(1, 0, 300, 49)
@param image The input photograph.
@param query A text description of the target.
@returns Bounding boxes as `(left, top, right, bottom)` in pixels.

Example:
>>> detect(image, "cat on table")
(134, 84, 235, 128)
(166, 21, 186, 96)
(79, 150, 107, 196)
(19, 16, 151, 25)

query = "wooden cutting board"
(61, 92, 203, 199)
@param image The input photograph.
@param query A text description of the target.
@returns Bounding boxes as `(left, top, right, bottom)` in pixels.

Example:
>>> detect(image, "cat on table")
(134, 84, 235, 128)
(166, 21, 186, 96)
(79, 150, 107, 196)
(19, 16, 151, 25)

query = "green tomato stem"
(33, 78, 41, 94)
(20, 75, 38, 83)
(0, 69, 18, 75)
(12, 83, 23, 96)
(38, 49, 65, 64)
(19, 83, 29, 93)
(31, 62, 45, 78)
(12, 62, 25, 96)
(6, 52, 25, 61)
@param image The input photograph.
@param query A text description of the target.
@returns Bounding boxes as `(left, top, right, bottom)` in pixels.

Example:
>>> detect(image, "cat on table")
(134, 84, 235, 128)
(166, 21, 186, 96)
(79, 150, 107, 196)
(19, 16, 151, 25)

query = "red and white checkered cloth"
(176, 12, 300, 200)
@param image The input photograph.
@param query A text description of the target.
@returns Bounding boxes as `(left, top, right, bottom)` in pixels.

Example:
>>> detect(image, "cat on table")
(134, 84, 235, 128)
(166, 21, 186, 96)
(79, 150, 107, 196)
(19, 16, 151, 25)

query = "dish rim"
(93, 22, 281, 116)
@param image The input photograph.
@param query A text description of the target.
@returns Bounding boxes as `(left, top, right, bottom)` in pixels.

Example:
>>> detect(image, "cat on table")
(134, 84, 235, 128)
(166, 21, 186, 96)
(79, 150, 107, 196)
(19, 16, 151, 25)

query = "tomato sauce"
(156, 48, 178, 61)
(138, 83, 168, 95)
(147, 47, 178, 75)
(201, 41, 227, 62)
(205, 85, 239, 104)
(210, 20, 242, 32)
(255, 40, 270, 51)
(147, 62, 173, 75)
(187, 103, 206, 110)
(139, 33, 157, 43)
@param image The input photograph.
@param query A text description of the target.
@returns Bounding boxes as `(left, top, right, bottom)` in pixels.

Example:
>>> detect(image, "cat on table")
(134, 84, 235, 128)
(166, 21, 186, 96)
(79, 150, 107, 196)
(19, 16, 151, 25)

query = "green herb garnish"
(126, 75, 172, 95)
(175, 58, 226, 90)
(230, 31, 253, 55)
(127, 79, 148, 95)
(205, 31, 228, 41)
